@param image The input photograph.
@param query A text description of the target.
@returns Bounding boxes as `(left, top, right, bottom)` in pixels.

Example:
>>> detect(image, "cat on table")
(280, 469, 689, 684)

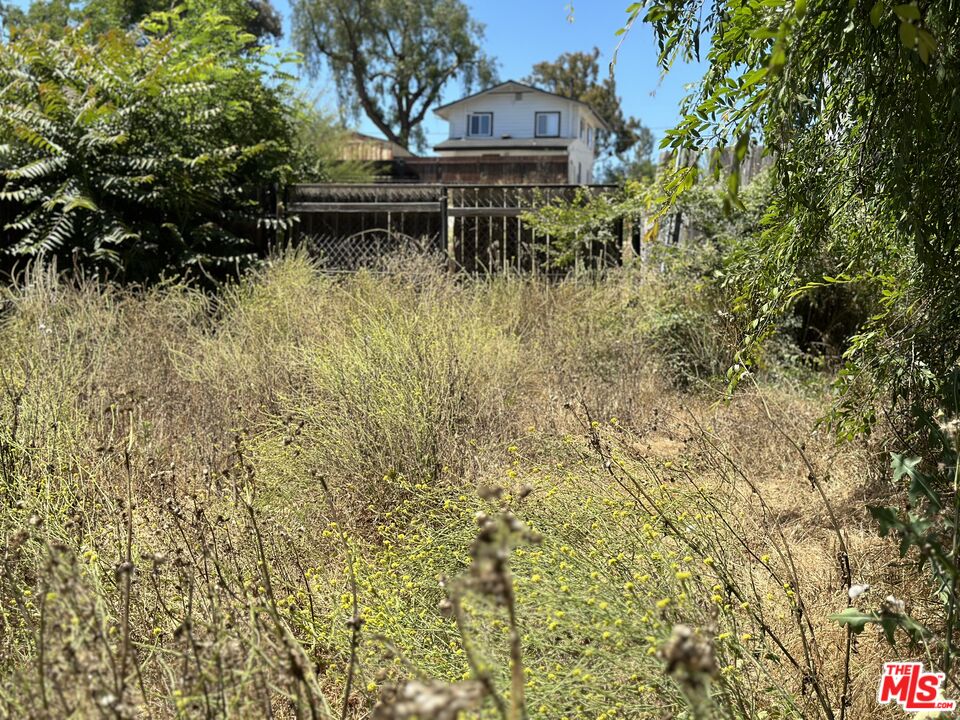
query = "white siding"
(447, 92, 588, 140)
(436, 84, 603, 183)
(568, 140, 596, 184)
(568, 105, 597, 183)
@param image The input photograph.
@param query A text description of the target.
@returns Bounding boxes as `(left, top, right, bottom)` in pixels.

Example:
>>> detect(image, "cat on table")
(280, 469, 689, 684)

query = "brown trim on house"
(434, 137, 575, 152)
(398, 155, 570, 184)
(436, 144, 568, 152)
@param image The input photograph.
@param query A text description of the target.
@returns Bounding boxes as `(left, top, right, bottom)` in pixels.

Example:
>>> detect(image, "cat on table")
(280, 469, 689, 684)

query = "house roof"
(346, 131, 413, 158)
(433, 137, 576, 152)
(433, 80, 610, 131)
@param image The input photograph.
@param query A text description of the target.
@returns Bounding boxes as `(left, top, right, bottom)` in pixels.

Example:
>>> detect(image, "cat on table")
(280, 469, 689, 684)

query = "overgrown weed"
(0, 253, 914, 718)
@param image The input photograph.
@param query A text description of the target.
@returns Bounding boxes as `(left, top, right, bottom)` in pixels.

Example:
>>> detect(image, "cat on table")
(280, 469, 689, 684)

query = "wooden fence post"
(284, 182, 621, 275)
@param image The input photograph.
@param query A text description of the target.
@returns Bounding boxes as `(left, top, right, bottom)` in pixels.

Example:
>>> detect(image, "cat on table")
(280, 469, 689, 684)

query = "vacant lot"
(0, 253, 912, 718)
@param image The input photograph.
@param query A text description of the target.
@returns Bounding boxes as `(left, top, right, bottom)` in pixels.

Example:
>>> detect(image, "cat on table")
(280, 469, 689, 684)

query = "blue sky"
(271, 0, 709, 150)
(7, 0, 708, 151)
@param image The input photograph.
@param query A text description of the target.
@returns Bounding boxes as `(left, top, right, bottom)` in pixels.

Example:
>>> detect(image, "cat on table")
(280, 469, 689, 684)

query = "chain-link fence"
(306, 229, 445, 272)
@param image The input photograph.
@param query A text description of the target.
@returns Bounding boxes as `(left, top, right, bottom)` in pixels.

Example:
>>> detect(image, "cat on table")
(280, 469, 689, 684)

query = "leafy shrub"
(627, 243, 739, 389)
(2, 0, 285, 42)
(631, 2, 960, 447)
(0, 12, 298, 280)
(520, 187, 629, 269)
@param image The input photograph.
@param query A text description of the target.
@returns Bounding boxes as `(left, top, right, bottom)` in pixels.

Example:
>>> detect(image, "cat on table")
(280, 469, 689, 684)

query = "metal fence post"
(440, 186, 455, 271)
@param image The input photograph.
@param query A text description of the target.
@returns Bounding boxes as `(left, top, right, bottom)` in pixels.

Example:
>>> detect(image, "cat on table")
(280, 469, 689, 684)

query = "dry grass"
(0, 251, 927, 718)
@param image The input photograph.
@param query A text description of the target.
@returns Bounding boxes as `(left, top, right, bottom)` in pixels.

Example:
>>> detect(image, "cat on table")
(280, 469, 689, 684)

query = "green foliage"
(2, 0, 283, 41)
(520, 187, 629, 269)
(869, 421, 960, 602)
(290, 103, 376, 183)
(525, 182, 748, 388)
(0, 0, 75, 37)
(0, 13, 300, 280)
(829, 606, 930, 646)
(292, 0, 497, 151)
(621, 0, 960, 688)
(675, 169, 773, 251)
(679, 171, 863, 366)
(625, 0, 960, 439)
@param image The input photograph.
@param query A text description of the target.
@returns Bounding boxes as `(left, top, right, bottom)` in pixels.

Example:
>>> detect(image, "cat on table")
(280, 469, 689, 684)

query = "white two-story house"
(430, 80, 608, 185)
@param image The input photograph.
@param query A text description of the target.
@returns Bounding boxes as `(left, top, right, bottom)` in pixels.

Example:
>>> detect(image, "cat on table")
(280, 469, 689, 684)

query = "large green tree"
(1, 0, 283, 41)
(292, 0, 496, 151)
(626, 0, 960, 435)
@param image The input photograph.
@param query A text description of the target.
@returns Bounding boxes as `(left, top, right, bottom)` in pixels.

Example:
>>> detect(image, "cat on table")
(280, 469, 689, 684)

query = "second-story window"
(535, 111, 561, 137)
(587, 127, 593, 146)
(467, 112, 492, 137)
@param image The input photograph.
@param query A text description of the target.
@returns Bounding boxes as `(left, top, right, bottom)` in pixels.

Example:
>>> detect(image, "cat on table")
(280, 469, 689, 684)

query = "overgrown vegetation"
(0, 10, 370, 282)
(623, 0, 960, 438)
(2, 0, 285, 42)
(0, 252, 930, 718)
(1, 0, 959, 717)
(0, 12, 295, 280)
(607, 3, 960, 702)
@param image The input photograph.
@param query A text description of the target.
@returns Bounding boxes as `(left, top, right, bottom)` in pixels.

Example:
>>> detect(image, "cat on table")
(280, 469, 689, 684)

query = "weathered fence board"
(287, 202, 443, 213)
(285, 183, 622, 274)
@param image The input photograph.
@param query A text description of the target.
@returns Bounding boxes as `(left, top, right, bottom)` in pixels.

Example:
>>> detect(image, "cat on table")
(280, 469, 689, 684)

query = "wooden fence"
(284, 183, 624, 274)
(397, 156, 569, 184)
